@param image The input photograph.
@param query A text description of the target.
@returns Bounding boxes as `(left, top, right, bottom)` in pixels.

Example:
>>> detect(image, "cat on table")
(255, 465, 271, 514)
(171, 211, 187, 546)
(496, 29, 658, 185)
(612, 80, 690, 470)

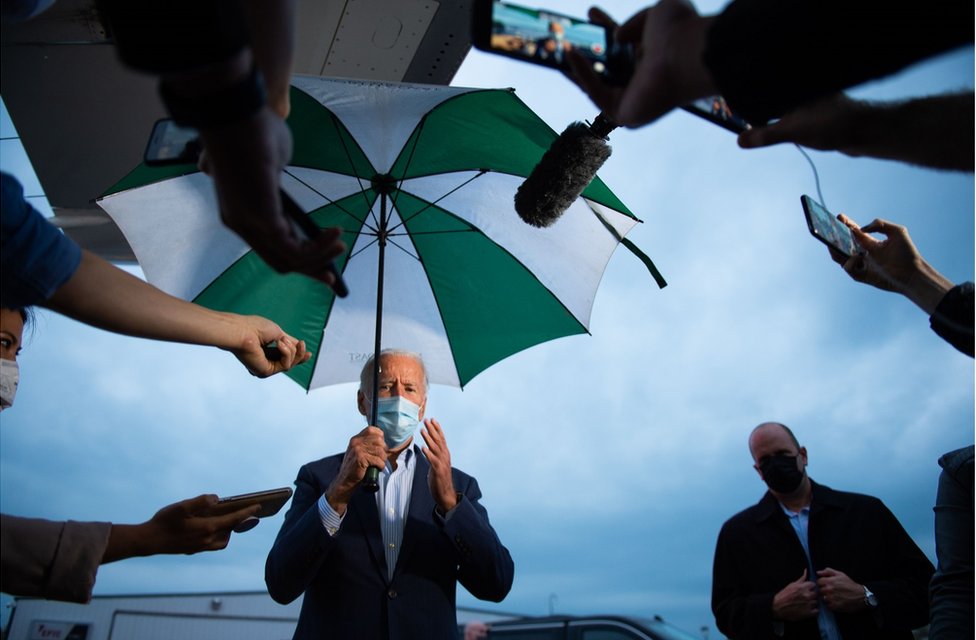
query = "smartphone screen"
(472, 0, 630, 83)
(801, 195, 859, 257)
(683, 96, 750, 134)
(144, 119, 202, 166)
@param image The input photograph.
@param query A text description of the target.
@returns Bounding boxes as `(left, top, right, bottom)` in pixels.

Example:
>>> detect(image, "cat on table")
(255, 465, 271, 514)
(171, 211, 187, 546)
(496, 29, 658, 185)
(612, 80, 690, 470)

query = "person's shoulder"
(721, 493, 775, 529)
(814, 482, 886, 510)
(301, 452, 345, 474)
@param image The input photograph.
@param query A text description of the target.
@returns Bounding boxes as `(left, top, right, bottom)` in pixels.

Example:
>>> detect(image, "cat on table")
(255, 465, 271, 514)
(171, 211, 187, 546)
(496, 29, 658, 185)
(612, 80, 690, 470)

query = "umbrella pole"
(363, 188, 389, 493)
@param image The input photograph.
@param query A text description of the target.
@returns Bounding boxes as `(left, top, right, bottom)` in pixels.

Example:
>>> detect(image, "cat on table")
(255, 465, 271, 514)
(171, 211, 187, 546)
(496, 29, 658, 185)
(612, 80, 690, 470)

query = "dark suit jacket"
(711, 481, 934, 640)
(265, 447, 514, 640)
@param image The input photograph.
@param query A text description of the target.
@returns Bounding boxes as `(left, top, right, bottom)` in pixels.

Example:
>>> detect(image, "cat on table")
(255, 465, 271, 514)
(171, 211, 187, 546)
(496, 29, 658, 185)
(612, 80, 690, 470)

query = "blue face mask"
(371, 395, 421, 449)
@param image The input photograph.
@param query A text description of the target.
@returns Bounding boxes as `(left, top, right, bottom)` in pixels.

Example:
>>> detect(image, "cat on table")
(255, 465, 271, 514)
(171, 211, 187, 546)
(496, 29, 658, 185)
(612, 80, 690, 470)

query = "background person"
(711, 421, 934, 639)
(0, 306, 261, 603)
(265, 349, 514, 640)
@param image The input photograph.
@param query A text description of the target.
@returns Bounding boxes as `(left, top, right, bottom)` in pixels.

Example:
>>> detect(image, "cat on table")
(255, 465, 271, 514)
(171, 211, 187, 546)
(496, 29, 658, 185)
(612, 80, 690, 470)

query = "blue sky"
(1, 1, 973, 637)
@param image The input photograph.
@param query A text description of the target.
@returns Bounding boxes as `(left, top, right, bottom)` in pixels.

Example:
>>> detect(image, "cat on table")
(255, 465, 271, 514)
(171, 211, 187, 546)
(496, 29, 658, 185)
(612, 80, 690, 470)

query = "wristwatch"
(863, 585, 878, 608)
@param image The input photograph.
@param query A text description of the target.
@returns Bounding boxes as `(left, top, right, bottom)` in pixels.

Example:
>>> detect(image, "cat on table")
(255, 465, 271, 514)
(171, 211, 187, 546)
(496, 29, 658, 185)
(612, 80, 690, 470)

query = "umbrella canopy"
(97, 76, 663, 390)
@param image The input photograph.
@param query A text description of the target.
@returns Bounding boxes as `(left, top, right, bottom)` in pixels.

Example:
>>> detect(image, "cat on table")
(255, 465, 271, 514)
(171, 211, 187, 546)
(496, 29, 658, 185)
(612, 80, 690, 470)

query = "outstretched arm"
(45, 249, 311, 377)
(739, 93, 974, 171)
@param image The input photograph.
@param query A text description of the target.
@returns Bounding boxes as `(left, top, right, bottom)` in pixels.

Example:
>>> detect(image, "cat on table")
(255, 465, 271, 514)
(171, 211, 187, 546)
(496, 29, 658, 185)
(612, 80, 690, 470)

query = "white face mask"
(0, 358, 19, 411)
(370, 395, 421, 449)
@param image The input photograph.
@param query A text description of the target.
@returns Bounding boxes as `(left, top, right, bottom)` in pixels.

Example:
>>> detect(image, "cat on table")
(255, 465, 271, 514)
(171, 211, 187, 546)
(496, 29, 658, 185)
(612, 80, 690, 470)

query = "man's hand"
(198, 106, 347, 288)
(738, 94, 862, 152)
(817, 568, 869, 612)
(772, 569, 819, 621)
(103, 494, 260, 563)
(567, 1, 716, 128)
(325, 427, 388, 515)
(226, 314, 310, 377)
(422, 418, 457, 514)
(833, 215, 952, 314)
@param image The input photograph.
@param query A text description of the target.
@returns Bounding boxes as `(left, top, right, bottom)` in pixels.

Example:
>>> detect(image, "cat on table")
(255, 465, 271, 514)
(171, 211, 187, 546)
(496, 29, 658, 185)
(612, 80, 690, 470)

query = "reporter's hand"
(832, 215, 952, 314)
(772, 569, 819, 621)
(225, 313, 310, 378)
(567, 1, 716, 128)
(738, 94, 862, 151)
(104, 495, 260, 563)
(198, 107, 346, 288)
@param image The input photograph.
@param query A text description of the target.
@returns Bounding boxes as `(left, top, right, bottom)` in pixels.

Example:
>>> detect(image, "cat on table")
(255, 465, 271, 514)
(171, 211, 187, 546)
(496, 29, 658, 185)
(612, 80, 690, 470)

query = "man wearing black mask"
(711, 422, 934, 640)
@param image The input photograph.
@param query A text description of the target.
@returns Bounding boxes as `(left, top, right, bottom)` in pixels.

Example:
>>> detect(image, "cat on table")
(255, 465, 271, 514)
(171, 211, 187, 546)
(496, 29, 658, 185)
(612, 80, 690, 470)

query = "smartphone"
(471, 0, 634, 85)
(142, 119, 349, 298)
(471, 0, 748, 132)
(216, 487, 293, 518)
(144, 119, 202, 166)
(801, 194, 860, 257)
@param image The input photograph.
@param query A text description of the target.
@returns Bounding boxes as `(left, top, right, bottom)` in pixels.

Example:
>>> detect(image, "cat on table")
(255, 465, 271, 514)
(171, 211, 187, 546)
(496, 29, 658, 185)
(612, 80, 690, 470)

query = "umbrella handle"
(362, 466, 380, 492)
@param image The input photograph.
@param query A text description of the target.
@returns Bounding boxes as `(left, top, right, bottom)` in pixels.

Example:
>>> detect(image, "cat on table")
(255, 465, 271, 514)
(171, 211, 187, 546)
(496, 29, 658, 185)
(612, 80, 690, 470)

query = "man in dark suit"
(711, 422, 934, 640)
(265, 349, 514, 639)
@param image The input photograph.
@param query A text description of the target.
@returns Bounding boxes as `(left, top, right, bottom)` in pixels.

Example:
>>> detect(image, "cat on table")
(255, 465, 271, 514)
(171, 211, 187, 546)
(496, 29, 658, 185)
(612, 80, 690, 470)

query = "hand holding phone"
(214, 487, 293, 532)
(801, 195, 860, 257)
(472, 0, 748, 133)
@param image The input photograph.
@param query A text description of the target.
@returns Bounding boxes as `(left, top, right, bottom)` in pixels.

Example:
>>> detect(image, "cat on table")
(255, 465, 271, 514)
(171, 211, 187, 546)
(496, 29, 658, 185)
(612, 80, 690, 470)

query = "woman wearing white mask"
(0, 306, 262, 603)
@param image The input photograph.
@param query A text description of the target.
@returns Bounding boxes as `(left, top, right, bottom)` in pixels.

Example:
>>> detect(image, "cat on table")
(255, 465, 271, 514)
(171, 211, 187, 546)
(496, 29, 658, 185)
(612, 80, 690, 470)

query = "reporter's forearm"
(45, 250, 252, 352)
(841, 94, 974, 171)
(102, 523, 151, 564)
(241, 0, 296, 118)
(902, 260, 954, 315)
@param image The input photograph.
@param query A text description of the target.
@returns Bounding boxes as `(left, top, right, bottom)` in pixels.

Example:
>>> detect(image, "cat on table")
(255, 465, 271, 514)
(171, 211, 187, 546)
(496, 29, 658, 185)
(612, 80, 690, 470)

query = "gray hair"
(358, 349, 429, 396)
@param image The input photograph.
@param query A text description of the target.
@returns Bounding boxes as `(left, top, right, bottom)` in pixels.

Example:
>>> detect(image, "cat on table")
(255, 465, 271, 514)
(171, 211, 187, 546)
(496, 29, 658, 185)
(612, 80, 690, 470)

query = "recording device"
(472, 0, 633, 85)
(514, 112, 617, 227)
(801, 195, 860, 257)
(216, 487, 293, 532)
(143, 119, 349, 297)
(471, 0, 750, 133)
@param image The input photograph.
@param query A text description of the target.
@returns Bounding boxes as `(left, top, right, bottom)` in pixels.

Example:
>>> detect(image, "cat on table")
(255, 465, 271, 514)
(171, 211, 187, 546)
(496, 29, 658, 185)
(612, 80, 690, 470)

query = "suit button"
(388, 589, 398, 599)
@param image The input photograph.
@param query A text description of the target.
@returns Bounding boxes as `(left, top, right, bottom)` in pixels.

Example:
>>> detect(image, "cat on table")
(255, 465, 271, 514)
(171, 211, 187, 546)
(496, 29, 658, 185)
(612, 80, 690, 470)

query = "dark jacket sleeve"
(930, 282, 974, 357)
(703, 0, 974, 124)
(264, 464, 337, 604)
(437, 472, 514, 602)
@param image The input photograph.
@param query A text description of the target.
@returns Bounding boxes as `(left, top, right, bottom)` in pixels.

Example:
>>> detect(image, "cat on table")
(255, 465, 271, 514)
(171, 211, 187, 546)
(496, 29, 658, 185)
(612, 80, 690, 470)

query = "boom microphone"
(515, 112, 619, 228)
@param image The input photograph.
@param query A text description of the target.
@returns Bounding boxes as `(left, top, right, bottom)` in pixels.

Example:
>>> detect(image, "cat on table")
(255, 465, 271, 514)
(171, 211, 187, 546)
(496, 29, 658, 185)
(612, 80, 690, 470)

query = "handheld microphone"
(514, 112, 619, 228)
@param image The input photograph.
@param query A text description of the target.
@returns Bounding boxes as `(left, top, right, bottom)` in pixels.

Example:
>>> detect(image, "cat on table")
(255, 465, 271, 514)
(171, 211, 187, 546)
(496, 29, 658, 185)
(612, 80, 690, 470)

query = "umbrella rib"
(283, 168, 379, 234)
(388, 170, 489, 234)
(329, 112, 378, 217)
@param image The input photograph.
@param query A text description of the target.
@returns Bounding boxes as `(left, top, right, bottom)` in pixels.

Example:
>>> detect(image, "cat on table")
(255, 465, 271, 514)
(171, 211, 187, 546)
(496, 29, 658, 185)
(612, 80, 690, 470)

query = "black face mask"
(759, 454, 804, 493)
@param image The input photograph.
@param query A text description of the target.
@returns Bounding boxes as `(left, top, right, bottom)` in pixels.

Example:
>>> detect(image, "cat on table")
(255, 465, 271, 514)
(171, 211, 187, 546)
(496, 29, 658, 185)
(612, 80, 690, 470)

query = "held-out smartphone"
(471, 0, 749, 133)
(142, 118, 349, 298)
(144, 119, 202, 166)
(216, 487, 293, 518)
(472, 0, 633, 85)
(801, 194, 860, 257)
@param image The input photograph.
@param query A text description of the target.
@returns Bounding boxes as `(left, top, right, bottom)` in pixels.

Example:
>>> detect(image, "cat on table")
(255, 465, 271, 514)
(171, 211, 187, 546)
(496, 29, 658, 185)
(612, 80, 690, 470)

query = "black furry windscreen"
(514, 121, 612, 228)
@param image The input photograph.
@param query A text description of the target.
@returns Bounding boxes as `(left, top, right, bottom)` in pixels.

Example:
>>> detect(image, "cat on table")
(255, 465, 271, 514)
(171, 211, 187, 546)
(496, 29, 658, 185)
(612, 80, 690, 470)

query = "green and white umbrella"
(97, 76, 664, 390)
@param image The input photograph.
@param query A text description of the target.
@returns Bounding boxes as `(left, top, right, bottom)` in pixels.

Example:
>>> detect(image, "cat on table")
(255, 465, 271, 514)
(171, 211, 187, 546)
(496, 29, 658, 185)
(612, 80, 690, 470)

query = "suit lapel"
(350, 480, 389, 584)
(395, 450, 433, 578)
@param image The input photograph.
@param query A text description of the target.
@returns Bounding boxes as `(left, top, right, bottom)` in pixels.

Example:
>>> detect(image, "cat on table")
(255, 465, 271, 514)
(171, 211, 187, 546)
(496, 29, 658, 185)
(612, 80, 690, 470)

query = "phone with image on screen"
(471, 0, 749, 133)
(801, 194, 860, 257)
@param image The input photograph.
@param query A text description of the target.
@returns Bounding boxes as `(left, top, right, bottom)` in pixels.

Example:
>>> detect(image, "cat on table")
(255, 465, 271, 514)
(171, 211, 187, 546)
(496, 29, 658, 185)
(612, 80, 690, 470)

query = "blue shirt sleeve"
(1, 172, 82, 309)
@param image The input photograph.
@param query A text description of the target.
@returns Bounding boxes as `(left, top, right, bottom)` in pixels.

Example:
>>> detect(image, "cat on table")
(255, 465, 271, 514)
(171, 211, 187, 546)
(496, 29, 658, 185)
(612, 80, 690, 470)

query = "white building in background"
(4, 591, 520, 640)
